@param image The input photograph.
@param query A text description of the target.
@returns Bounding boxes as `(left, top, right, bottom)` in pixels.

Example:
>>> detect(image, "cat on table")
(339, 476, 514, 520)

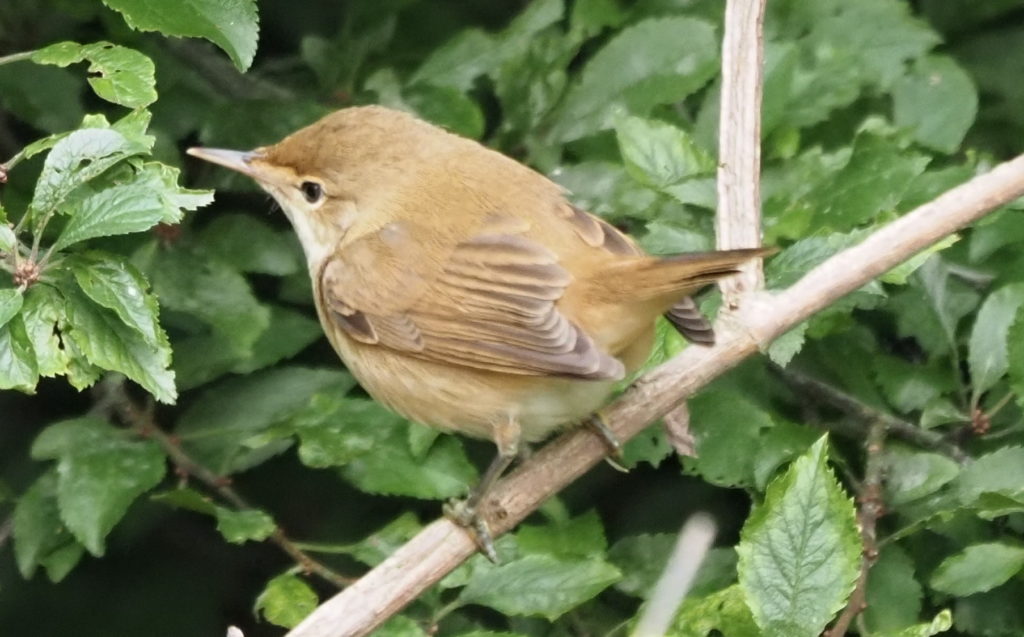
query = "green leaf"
(930, 543, 1024, 596)
(737, 436, 861, 637)
(151, 487, 216, 514)
(0, 288, 23, 329)
(516, 511, 606, 559)
(882, 445, 960, 506)
(552, 17, 718, 141)
(610, 536, 737, 600)
(410, 29, 497, 91)
(176, 367, 351, 474)
(877, 611, 952, 637)
(0, 315, 39, 392)
(69, 253, 163, 346)
(404, 84, 485, 140)
(30, 128, 147, 216)
(968, 283, 1024, 400)
(63, 283, 175, 403)
(32, 41, 156, 108)
(0, 224, 15, 253)
(255, 573, 318, 629)
(458, 554, 620, 621)
(894, 55, 978, 154)
(332, 512, 422, 567)
(863, 545, 923, 633)
(953, 580, 1024, 635)
(375, 616, 428, 637)
(873, 355, 950, 413)
(615, 116, 714, 189)
(669, 584, 760, 637)
(215, 507, 275, 544)
(685, 390, 775, 488)
(31, 417, 166, 556)
(20, 285, 69, 377)
(956, 446, 1024, 504)
(12, 472, 85, 581)
(196, 214, 301, 276)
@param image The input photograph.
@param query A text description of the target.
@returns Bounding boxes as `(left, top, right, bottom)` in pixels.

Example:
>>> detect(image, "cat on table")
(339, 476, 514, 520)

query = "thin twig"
(775, 367, 970, 464)
(716, 0, 768, 305)
(105, 380, 354, 588)
(285, 155, 1024, 637)
(826, 419, 886, 637)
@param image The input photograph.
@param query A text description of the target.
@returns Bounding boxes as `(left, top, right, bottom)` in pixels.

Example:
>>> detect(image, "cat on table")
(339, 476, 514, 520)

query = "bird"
(188, 105, 768, 557)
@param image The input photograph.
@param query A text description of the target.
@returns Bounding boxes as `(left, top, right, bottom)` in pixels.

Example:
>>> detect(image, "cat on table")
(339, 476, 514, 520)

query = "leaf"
(863, 545, 923, 633)
(12, 472, 85, 581)
(551, 17, 718, 141)
(255, 574, 318, 629)
(615, 116, 714, 189)
(458, 554, 620, 621)
(333, 512, 422, 567)
(215, 508, 275, 544)
(0, 288, 23, 330)
(737, 436, 861, 637)
(101, 0, 258, 71)
(62, 283, 175, 403)
(375, 616, 428, 637)
(31, 417, 166, 556)
(882, 445, 960, 506)
(968, 283, 1024, 400)
(609, 536, 738, 600)
(411, 29, 497, 91)
(68, 253, 163, 346)
(877, 611, 953, 637)
(0, 315, 39, 393)
(516, 511, 606, 559)
(894, 55, 978, 154)
(669, 584, 760, 637)
(930, 543, 1024, 596)
(404, 84, 485, 140)
(30, 128, 147, 216)
(684, 390, 775, 488)
(0, 224, 15, 253)
(196, 214, 301, 276)
(20, 285, 69, 377)
(956, 446, 1024, 504)
(872, 355, 950, 413)
(952, 580, 1024, 636)
(32, 41, 156, 108)
(176, 367, 351, 474)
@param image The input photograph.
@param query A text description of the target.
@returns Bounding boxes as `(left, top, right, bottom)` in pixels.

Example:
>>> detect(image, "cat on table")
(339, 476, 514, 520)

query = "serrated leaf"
(458, 554, 620, 620)
(615, 116, 714, 189)
(69, 253, 162, 346)
(882, 445, 960, 506)
(215, 507, 275, 544)
(685, 390, 775, 488)
(30, 128, 146, 216)
(864, 545, 923, 633)
(176, 367, 351, 474)
(255, 573, 318, 629)
(877, 610, 952, 637)
(101, 0, 258, 71)
(20, 285, 69, 377)
(930, 543, 1024, 596)
(31, 417, 166, 556)
(55, 185, 175, 251)
(894, 55, 978, 154)
(669, 584, 760, 637)
(552, 17, 718, 141)
(968, 283, 1024, 400)
(0, 315, 39, 393)
(32, 41, 156, 107)
(12, 472, 85, 581)
(0, 288, 23, 329)
(737, 436, 860, 637)
(62, 284, 175, 403)
(956, 446, 1024, 505)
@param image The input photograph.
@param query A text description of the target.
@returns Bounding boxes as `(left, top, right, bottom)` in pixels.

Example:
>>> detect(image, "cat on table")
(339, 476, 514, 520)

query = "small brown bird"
(188, 106, 766, 554)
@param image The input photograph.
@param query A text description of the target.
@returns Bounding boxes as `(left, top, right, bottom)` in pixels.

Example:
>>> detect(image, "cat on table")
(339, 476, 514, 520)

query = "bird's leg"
(444, 416, 521, 562)
(585, 413, 629, 473)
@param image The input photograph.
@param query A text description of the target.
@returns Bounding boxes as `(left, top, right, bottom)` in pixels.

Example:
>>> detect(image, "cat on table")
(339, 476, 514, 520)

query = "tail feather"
(666, 296, 715, 345)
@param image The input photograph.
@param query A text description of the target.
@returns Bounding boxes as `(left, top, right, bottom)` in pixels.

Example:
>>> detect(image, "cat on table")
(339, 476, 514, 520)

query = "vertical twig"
(716, 0, 768, 306)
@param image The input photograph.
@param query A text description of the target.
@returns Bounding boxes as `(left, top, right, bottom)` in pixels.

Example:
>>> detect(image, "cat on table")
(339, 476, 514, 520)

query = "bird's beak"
(186, 147, 262, 178)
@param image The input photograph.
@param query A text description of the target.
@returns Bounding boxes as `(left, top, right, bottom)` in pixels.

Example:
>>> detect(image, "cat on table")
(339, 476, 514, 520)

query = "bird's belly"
(338, 344, 617, 444)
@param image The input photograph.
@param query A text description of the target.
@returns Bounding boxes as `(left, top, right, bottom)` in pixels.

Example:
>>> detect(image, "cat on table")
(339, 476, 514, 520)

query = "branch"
(775, 367, 969, 464)
(106, 382, 354, 588)
(716, 0, 768, 305)
(826, 418, 887, 637)
(285, 158, 1024, 637)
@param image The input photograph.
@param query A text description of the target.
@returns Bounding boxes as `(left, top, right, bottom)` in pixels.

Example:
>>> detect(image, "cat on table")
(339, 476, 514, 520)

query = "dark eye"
(300, 181, 323, 204)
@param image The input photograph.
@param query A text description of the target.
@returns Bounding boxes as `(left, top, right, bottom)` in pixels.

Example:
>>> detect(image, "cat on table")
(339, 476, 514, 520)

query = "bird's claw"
(444, 498, 499, 563)
(586, 413, 629, 472)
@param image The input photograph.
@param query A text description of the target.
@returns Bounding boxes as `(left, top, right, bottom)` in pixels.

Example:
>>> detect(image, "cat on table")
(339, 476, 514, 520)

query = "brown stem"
(107, 380, 354, 588)
(285, 152, 1024, 637)
(826, 419, 886, 637)
(776, 367, 969, 464)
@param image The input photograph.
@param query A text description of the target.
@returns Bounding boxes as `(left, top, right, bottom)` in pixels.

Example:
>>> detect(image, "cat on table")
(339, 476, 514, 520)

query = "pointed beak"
(186, 147, 261, 177)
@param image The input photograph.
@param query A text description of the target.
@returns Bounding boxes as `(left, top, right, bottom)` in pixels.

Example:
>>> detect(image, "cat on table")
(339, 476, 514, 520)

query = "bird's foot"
(444, 498, 499, 563)
(586, 413, 629, 473)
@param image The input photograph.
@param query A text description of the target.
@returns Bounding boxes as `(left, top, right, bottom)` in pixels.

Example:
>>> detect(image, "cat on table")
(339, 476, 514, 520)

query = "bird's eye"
(300, 181, 324, 204)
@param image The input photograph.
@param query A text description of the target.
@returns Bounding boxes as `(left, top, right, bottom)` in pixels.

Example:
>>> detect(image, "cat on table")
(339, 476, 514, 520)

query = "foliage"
(1, 0, 1023, 636)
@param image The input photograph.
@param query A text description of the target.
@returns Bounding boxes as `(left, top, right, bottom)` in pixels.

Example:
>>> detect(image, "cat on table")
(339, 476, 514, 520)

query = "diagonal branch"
(285, 150, 1024, 637)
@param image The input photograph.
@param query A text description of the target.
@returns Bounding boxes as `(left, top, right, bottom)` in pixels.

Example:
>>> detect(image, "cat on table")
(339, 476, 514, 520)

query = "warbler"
(188, 106, 767, 555)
